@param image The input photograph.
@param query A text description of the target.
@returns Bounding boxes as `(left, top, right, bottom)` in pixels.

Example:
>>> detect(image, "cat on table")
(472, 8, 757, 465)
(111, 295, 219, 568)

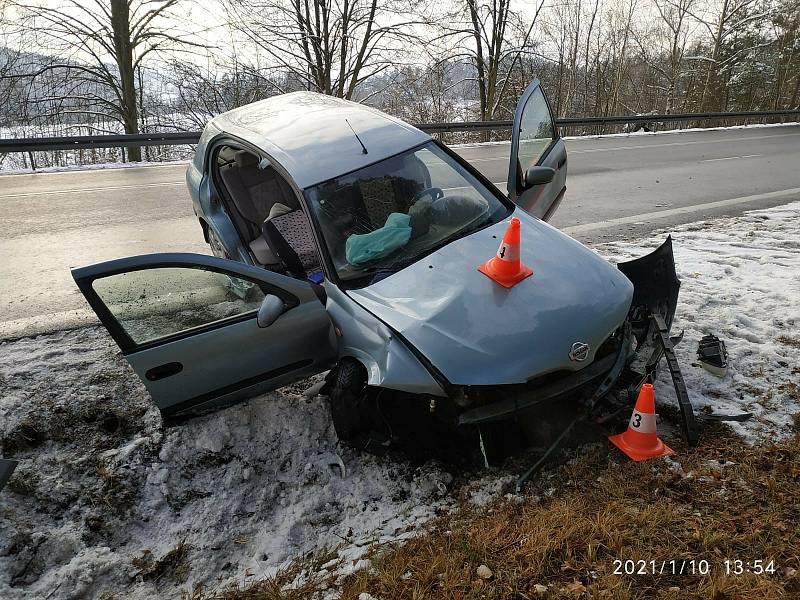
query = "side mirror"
(524, 166, 556, 187)
(257, 294, 286, 328)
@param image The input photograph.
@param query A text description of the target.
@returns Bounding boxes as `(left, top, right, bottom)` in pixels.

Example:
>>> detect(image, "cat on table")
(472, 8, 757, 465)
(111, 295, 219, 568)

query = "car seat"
(261, 201, 321, 277)
(219, 150, 295, 242)
(356, 154, 429, 229)
(219, 150, 321, 276)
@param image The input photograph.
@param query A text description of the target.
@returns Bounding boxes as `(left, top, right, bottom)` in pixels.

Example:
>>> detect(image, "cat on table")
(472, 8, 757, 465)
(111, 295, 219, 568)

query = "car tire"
(328, 359, 367, 442)
(327, 359, 369, 442)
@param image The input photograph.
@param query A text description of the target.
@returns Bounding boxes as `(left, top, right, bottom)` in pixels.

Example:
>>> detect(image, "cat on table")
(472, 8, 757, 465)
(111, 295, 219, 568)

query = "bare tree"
(688, 0, 769, 111)
(769, 0, 800, 109)
(224, 0, 422, 100)
(436, 0, 546, 123)
(166, 56, 289, 129)
(8, 0, 205, 160)
(634, 0, 698, 113)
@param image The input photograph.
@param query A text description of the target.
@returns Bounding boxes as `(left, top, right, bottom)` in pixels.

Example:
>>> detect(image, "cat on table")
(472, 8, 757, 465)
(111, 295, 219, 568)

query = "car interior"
(306, 145, 499, 282)
(213, 144, 493, 286)
(214, 146, 323, 281)
(308, 152, 431, 266)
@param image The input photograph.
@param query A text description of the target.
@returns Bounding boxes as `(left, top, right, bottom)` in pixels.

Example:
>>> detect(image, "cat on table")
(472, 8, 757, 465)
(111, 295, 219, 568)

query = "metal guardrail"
(418, 109, 800, 132)
(0, 110, 797, 152)
(0, 131, 202, 152)
(418, 120, 512, 133)
(554, 109, 800, 126)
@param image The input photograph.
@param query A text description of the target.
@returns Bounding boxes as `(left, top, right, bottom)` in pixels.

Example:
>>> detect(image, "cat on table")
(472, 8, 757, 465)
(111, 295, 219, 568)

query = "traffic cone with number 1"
(478, 217, 534, 288)
(608, 383, 674, 461)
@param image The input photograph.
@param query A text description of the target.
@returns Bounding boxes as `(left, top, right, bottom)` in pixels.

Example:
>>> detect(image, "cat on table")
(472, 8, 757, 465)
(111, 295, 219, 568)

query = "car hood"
(347, 210, 634, 385)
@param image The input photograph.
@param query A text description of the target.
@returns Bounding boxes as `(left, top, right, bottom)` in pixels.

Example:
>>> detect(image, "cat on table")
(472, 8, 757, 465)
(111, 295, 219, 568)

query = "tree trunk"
(110, 0, 141, 161)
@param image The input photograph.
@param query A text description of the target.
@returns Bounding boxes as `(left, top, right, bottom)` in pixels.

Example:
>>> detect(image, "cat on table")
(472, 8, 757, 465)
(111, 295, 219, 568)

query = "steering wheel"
(410, 187, 444, 206)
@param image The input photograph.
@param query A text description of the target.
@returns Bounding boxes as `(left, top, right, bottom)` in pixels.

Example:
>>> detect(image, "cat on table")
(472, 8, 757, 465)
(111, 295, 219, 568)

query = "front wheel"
(327, 359, 368, 441)
(326, 360, 389, 451)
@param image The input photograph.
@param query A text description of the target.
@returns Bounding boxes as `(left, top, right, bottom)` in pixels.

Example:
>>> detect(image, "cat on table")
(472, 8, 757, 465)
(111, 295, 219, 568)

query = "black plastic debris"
(697, 334, 729, 377)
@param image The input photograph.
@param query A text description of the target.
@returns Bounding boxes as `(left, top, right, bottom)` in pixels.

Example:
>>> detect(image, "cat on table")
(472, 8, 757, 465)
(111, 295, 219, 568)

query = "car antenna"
(345, 119, 368, 155)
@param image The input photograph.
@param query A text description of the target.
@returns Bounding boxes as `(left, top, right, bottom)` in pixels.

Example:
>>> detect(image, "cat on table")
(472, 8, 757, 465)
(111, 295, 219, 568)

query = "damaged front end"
(458, 237, 684, 421)
(615, 236, 698, 447)
(451, 237, 698, 481)
(328, 233, 700, 479)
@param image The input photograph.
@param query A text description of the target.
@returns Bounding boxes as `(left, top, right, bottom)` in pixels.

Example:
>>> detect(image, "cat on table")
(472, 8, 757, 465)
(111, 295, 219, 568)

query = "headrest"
(234, 151, 259, 168)
(268, 202, 294, 220)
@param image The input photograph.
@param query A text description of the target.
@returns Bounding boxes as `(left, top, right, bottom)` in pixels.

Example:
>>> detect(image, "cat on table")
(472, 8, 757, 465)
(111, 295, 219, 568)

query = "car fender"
(324, 284, 446, 397)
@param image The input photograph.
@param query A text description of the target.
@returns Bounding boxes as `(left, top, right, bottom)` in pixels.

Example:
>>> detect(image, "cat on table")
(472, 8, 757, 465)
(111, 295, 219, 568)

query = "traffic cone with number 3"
(609, 383, 674, 461)
(478, 217, 534, 288)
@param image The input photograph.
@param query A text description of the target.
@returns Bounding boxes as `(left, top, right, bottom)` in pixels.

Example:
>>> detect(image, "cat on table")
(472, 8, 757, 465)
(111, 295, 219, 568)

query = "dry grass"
(133, 541, 193, 585)
(190, 425, 800, 600)
(185, 549, 341, 600)
(776, 336, 800, 349)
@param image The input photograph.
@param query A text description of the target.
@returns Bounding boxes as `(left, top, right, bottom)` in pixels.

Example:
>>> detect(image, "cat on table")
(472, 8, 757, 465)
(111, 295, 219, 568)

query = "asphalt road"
(1, 124, 799, 338)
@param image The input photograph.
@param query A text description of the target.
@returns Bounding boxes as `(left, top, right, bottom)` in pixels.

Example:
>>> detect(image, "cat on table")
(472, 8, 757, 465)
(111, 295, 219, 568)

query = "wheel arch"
(338, 348, 381, 384)
(324, 284, 447, 397)
(198, 217, 210, 243)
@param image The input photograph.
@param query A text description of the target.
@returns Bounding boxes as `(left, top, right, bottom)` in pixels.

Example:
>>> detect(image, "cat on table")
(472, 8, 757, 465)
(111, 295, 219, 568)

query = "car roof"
(209, 91, 431, 189)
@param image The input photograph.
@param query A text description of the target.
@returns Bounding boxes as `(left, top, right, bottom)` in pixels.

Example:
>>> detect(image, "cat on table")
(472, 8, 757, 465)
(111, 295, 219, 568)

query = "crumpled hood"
(347, 210, 634, 385)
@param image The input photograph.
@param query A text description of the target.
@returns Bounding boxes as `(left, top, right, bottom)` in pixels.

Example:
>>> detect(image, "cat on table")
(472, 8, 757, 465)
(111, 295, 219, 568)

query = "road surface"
(1, 124, 799, 338)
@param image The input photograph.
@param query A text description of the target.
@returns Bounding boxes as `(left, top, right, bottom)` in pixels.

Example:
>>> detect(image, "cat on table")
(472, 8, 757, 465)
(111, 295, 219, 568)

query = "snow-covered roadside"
(598, 202, 800, 441)
(1, 202, 799, 599)
(0, 329, 462, 599)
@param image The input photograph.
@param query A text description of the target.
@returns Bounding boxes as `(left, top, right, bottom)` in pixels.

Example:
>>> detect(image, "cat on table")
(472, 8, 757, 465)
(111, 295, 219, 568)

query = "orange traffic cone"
(478, 217, 534, 288)
(608, 383, 674, 461)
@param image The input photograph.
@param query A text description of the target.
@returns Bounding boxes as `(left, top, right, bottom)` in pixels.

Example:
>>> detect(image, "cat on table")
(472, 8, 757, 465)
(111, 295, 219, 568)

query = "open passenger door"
(72, 253, 337, 417)
(507, 80, 568, 220)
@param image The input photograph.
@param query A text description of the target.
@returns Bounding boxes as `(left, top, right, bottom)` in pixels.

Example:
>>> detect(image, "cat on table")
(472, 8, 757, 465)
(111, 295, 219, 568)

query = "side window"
(91, 268, 265, 345)
(518, 87, 555, 171)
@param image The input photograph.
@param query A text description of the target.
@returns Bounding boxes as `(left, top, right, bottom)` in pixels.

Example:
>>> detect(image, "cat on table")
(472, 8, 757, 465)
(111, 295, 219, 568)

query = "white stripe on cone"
(628, 410, 657, 434)
(496, 242, 519, 262)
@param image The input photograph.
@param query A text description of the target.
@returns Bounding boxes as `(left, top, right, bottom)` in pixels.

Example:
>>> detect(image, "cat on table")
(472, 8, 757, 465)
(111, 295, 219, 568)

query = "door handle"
(146, 362, 183, 381)
(557, 155, 567, 169)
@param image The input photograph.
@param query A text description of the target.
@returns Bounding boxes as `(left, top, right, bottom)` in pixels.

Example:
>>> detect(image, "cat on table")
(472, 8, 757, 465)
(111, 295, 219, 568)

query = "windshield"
(305, 142, 509, 284)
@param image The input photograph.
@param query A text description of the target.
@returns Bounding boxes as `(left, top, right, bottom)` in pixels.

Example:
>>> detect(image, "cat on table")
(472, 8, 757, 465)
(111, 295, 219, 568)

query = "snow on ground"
(597, 202, 800, 441)
(1, 203, 799, 599)
(0, 329, 460, 599)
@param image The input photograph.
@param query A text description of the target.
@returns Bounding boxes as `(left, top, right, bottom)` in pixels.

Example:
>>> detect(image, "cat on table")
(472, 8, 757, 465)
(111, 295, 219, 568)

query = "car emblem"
(569, 341, 590, 362)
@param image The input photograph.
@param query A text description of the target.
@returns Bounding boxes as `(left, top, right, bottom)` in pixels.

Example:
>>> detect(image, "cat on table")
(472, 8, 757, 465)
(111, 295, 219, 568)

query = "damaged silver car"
(67, 82, 697, 471)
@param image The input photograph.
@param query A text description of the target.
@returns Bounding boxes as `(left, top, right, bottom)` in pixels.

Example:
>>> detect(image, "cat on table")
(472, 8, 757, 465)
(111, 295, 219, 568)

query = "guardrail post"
(28, 151, 36, 171)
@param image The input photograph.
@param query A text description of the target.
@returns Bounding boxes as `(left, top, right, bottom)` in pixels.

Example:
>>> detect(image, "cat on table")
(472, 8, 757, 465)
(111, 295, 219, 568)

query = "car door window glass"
(518, 87, 555, 171)
(92, 268, 265, 345)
